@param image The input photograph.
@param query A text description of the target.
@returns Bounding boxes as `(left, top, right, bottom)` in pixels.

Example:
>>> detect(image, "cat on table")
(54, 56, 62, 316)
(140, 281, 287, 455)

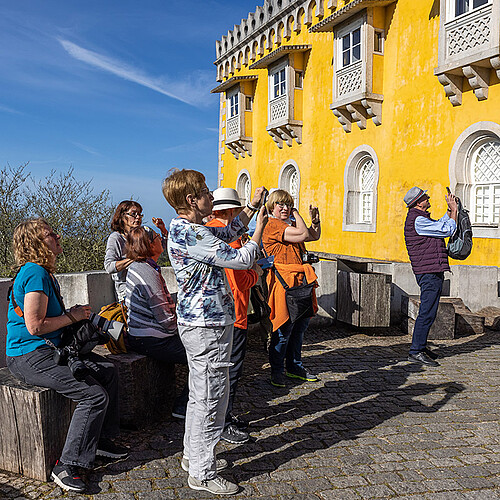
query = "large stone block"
(401, 295, 456, 340)
(311, 260, 337, 324)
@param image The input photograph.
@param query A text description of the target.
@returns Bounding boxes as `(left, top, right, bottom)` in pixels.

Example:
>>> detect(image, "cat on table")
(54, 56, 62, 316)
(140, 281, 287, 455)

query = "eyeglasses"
(276, 202, 292, 209)
(125, 212, 143, 219)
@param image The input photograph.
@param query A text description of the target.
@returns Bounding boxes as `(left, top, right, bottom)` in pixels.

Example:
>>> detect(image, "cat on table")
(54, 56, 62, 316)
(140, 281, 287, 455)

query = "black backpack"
(447, 197, 473, 260)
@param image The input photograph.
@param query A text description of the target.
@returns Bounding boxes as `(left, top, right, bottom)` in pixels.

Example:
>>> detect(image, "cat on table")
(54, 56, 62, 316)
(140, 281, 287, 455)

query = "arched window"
(359, 157, 375, 223)
(236, 170, 251, 206)
(470, 138, 500, 224)
(343, 146, 379, 232)
(449, 121, 500, 238)
(279, 161, 300, 208)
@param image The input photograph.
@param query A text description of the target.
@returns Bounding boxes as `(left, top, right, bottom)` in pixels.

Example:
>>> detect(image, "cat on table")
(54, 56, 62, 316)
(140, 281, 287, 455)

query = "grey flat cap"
(404, 186, 427, 208)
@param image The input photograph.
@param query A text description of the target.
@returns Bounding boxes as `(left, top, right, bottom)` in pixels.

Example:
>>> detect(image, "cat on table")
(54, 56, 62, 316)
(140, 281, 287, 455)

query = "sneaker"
(181, 457, 228, 472)
(229, 412, 249, 430)
(50, 460, 86, 493)
(220, 423, 250, 444)
(188, 475, 239, 495)
(286, 370, 319, 382)
(270, 372, 286, 388)
(96, 438, 129, 459)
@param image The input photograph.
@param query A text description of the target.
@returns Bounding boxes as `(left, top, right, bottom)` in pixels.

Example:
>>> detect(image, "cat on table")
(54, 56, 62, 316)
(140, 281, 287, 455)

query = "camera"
(302, 252, 319, 264)
(53, 344, 89, 381)
(89, 313, 125, 341)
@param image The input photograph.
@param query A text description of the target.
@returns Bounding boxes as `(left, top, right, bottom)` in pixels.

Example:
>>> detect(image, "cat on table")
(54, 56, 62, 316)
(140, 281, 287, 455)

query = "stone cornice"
(211, 75, 259, 93)
(310, 0, 396, 32)
(249, 44, 312, 69)
(215, 0, 306, 65)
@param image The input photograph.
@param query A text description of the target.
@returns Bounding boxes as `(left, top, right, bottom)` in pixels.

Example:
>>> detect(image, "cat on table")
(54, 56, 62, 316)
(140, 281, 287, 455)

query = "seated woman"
(6, 218, 127, 494)
(124, 225, 189, 419)
(104, 200, 167, 302)
(263, 189, 321, 388)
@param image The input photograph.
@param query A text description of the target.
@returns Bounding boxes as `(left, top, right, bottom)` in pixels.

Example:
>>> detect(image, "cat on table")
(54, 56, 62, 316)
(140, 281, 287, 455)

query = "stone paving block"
(356, 484, 397, 498)
(293, 478, 332, 493)
(112, 479, 153, 492)
(136, 492, 176, 500)
(319, 489, 362, 500)
(462, 492, 500, 500)
(328, 475, 369, 488)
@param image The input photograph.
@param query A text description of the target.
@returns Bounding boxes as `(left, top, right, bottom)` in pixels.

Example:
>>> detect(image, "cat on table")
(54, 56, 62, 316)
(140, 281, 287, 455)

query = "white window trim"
(226, 87, 240, 118)
(236, 169, 252, 206)
(269, 59, 288, 101)
(449, 121, 500, 238)
(278, 159, 300, 209)
(446, 0, 491, 20)
(335, 18, 364, 71)
(374, 29, 384, 55)
(343, 145, 380, 233)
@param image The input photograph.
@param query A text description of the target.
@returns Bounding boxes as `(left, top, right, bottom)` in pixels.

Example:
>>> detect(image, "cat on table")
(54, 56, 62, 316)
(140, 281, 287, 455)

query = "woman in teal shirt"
(7, 218, 127, 493)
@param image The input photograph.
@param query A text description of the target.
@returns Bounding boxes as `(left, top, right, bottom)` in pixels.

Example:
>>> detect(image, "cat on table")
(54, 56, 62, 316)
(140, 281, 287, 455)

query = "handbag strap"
(261, 247, 307, 290)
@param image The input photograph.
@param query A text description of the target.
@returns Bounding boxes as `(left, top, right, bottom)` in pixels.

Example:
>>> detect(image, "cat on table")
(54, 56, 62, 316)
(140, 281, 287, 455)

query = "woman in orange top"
(262, 189, 321, 388)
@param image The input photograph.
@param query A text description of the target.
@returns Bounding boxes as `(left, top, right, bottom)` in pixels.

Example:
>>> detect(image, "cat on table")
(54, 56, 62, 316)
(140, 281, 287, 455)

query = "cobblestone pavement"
(1, 325, 499, 499)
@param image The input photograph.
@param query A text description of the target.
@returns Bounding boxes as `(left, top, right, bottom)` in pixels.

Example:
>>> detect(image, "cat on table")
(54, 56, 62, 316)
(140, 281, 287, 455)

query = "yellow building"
(212, 0, 500, 267)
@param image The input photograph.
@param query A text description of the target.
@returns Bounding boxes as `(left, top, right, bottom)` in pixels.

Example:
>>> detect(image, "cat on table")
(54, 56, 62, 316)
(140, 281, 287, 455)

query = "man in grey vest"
(403, 187, 457, 366)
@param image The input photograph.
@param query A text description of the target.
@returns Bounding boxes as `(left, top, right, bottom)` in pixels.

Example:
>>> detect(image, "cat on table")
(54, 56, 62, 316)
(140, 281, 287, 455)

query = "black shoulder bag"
(262, 247, 316, 323)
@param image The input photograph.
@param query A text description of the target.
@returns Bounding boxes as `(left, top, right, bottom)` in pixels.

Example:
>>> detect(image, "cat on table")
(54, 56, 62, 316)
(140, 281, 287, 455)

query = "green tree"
(0, 165, 115, 277)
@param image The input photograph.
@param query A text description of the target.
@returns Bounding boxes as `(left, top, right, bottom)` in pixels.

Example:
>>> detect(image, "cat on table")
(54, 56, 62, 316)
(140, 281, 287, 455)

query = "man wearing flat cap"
(403, 186, 458, 366)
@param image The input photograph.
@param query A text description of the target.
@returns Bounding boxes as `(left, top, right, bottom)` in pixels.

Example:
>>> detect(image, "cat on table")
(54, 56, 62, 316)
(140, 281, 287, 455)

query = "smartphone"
(262, 189, 269, 207)
(446, 186, 451, 194)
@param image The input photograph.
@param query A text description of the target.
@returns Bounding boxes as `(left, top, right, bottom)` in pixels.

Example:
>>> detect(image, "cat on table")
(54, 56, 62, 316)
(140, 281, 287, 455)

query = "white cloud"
(58, 39, 213, 107)
(70, 141, 102, 156)
(0, 103, 23, 115)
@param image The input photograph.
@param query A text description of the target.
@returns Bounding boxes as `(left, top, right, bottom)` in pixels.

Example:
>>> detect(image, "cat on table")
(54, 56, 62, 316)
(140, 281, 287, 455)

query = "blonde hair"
(162, 169, 206, 214)
(266, 189, 294, 212)
(12, 218, 57, 273)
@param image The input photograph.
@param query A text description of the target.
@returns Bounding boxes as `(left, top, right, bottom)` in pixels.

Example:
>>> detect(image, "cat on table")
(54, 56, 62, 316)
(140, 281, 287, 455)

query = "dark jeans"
(269, 316, 310, 376)
(410, 272, 444, 355)
(126, 334, 189, 411)
(225, 327, 247, 424)
(7, 346, 120, 469)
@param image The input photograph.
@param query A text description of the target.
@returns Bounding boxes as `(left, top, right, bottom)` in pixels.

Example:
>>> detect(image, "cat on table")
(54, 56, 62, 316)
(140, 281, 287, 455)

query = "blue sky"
(0, 0, 258, 225)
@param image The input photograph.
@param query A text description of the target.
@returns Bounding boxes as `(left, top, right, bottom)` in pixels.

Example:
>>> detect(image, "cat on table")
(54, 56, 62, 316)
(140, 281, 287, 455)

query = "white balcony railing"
(269, 94, 289, 125)
(225, 115, 241, 143)
(445, 3, 493, 60)
(335, 60, 364, 99)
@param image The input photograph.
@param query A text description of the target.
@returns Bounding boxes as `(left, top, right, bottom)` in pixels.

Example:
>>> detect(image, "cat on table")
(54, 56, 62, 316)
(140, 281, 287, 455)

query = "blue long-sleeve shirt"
(415, 213, 457, 238)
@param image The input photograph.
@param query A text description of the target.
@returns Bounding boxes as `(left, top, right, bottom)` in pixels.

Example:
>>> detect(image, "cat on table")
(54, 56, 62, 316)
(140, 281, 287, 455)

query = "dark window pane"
(343, 50, 350, 67)
(353, 45, 361, 61)
(456, 0, 467, 15)
(343, 34, 350, 51)
(353, 28, 361, 45)
(473, 0, 488, 7)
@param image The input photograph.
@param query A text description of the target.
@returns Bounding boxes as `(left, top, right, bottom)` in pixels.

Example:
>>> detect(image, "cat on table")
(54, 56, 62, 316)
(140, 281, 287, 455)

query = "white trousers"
(178, 324, 233, 480)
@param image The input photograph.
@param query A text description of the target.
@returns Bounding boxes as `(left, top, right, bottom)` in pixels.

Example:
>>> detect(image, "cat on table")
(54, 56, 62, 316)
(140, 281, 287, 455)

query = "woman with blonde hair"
(164, 168, 267, 495)
(263, 189, 321, 388)
(6, 218, 127, 493)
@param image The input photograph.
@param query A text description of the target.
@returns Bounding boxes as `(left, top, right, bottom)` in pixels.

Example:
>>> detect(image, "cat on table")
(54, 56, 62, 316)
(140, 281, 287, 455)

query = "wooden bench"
(0, 350, 182, 481)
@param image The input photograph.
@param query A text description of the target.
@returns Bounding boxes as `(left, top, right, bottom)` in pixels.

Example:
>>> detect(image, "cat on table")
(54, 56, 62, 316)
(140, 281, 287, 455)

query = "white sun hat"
(212, 187, 243, 211)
